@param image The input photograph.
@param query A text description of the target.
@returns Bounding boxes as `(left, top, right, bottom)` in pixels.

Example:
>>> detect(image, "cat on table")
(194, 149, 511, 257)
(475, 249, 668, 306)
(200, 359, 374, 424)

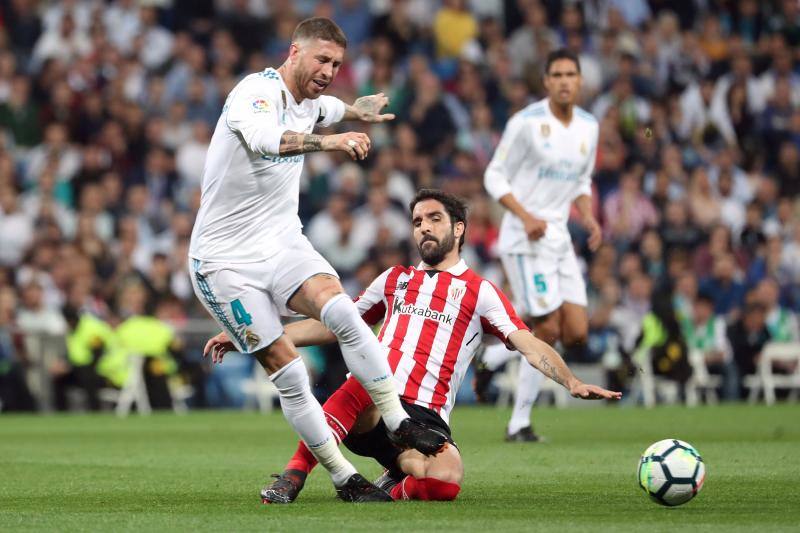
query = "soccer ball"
(638, 439, 705, 507)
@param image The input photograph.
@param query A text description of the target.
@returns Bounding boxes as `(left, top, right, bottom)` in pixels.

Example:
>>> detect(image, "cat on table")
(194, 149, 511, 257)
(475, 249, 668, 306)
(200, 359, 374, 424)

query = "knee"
(315, 286, 344, 311)
(531, 318, 560, 346)
(562, 327, 588, 348)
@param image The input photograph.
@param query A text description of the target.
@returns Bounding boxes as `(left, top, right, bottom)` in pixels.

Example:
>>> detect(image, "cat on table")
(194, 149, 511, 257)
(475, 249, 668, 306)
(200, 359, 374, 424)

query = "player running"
(188, 18, 447, 503)
(205, 189, 620, 503)
(480, 49, 602, 442)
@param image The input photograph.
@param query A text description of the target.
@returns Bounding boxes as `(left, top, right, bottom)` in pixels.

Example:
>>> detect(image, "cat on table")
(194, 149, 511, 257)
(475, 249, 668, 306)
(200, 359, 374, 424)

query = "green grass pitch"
(1, 404, 799, 532)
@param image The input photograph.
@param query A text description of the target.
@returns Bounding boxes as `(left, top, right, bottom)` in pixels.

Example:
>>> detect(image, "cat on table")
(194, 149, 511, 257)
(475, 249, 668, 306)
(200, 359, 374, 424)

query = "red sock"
(389, 476, 461, 501)
(285, 377, 374, 474)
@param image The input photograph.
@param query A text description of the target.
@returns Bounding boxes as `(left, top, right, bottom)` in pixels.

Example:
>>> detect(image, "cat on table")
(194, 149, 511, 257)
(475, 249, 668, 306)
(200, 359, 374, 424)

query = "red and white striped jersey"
(354, 259, 528, 424)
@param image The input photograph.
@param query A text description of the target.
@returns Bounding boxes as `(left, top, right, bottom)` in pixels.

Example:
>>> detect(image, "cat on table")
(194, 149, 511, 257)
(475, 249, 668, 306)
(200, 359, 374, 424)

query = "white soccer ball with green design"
(638, 439, 705, 506)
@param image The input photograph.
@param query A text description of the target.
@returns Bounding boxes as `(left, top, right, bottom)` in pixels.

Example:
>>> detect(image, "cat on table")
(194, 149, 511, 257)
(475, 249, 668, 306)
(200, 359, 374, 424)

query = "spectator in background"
(758, 278, 799, 342)
(0, 186, 35, 267)
(727, 299, 770, 398)
(701, 253, 746, 320)
(0, 286, 35, 411)
(659, 200, 702, 252)
(602, 170, 658, 249)
(687, 167, 721, 230)
(681, 291, 738, 400)
(0, 75, 41, 149)
(433, 0, 477, 60)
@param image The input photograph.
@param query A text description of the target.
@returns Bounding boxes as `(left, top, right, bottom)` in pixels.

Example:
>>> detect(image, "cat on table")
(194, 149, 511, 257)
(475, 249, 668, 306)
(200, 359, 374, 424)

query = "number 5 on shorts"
(231, 299, 252, 326)
(533, 274, 547, 294)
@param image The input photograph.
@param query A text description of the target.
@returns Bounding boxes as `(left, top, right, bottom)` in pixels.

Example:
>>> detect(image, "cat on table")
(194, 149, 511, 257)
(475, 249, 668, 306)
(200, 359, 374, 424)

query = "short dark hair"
(409, 189, 468, 251)
(545, 48, 581, 74)
(292, 17, 347, 48)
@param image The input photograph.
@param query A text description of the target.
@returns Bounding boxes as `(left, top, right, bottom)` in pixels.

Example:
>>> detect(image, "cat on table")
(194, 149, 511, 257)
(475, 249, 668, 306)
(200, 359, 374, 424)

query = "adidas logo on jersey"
(393, 300, 454, 325)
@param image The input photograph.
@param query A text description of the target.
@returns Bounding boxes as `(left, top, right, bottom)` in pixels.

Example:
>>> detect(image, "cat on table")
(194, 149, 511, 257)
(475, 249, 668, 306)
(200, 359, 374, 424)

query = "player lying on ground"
(189, 17, 447, 503)
(205, 189, 621, 503)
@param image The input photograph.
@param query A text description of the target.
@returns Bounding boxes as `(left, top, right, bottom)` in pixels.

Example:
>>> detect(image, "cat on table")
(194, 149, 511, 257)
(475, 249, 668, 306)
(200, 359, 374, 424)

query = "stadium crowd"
(0, 0, 798, 412)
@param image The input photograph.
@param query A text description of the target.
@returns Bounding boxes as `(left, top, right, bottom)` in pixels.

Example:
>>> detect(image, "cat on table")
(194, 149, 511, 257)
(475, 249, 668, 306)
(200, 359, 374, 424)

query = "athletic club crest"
(540, 123, 551, 138)
(580, 141, 587, 155)
(449, 286, 466, 302)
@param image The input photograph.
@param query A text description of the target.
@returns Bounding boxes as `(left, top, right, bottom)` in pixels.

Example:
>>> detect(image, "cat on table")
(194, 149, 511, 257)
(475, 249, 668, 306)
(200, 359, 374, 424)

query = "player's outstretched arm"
(341, 92, 395, 123)
(284, 318, 337, 348)
(507, 329, 622, 400)
(279, 131, 372, 160)
(202, 319, 337, 364)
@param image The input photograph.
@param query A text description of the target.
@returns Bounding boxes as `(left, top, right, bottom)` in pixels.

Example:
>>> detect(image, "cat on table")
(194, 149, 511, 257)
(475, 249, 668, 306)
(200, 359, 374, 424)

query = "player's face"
(290, 38, 344, 100)
(412, 199, 464, 266)
(544, 58, 581, 106)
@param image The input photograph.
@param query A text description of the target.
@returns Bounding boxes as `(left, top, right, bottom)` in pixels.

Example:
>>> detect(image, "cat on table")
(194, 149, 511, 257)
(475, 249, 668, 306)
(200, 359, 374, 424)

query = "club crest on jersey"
(580, 141, 587, 155)
(245, 330, 261, 349)
(540, 123, 551, 138)
(448, 286, 466, 302)
(252, 99, 271, 113)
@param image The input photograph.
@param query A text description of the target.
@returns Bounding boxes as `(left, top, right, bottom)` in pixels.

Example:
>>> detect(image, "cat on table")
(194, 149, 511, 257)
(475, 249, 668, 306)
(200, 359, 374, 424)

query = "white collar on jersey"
(416, 258, 468, 276)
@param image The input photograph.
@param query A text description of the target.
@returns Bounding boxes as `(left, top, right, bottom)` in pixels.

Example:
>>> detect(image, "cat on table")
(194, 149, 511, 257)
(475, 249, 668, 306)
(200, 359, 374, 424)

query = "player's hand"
(203, 331, 235, 364)
(323, 132, 371, 160)
(569, 381, 622, 401)
(352, 93, 395, 123)
(585, 218, 602, 252)
(522, 213, 547, 240)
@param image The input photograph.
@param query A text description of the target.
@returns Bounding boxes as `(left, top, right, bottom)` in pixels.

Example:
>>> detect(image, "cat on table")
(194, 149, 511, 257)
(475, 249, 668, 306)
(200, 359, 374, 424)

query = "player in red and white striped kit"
(205, 189, 620, 503)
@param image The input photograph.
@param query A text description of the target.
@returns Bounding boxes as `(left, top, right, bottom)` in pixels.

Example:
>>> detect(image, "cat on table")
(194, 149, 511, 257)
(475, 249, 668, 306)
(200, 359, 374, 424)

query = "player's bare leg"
(289, 273, 447, 456)
(254, 336, 390, 503)
(379, 445, 463, 501)
(504, 310, 560, 442)
(559, 301, 589, 347)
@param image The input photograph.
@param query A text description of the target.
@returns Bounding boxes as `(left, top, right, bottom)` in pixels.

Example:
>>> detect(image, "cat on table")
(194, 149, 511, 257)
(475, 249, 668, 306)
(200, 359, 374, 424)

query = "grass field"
(1, 404, 799, 532)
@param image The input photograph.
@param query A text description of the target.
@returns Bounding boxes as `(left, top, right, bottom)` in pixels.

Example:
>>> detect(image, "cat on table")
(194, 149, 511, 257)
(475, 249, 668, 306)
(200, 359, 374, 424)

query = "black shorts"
(342, 400, 456, 473)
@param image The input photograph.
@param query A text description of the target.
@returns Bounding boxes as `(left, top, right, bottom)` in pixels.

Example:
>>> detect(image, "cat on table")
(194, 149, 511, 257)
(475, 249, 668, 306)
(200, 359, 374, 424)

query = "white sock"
(321, 294, 407, 431)
(482, 342, 518, 371)
(270, 358, 356, 486)
(507, 357, 546, 435)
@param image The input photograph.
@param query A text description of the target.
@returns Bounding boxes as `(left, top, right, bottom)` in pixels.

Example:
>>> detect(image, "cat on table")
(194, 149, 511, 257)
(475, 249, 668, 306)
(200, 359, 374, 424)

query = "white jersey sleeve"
(574, 132, 597, 199)
(317, 95, 346, 127)
(225, 77, 287, 156)
(476, 280, 529, 343)
(484, 113, 530, 201)
(354, 267, 393, 326)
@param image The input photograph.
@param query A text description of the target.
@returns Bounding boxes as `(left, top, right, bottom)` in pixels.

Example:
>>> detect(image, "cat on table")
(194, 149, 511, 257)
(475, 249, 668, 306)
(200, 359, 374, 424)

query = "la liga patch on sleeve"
(252, 99, 271, 113)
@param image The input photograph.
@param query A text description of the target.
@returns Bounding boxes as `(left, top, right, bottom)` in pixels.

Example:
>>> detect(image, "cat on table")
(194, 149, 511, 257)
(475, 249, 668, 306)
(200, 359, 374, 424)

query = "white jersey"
(354, 260, 527, 424)
(189, 67, 345, 263)
(484, 98, 598, 255)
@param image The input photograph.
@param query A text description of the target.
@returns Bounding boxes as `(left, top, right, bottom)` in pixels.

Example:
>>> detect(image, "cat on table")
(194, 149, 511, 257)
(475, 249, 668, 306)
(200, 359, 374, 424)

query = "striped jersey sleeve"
(477, 280, 529, 342)
(353, 266, 394, 326)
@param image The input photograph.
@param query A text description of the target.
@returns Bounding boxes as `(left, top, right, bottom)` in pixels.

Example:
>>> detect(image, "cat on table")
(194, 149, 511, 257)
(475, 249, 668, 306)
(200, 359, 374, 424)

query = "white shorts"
(189, 235, 337, 354)
(500, 247, 587, 318)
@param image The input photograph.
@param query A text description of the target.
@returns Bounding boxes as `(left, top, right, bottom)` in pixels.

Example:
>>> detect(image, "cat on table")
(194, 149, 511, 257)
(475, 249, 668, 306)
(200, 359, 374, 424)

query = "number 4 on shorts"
(231, 299, 252, 326)
(533, 274, 547, 294)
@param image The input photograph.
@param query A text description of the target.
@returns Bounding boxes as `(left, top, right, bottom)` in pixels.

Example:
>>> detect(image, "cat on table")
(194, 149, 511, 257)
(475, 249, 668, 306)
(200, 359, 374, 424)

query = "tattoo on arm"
(279, 131, 324, 155)
(538, 353, 563, 386)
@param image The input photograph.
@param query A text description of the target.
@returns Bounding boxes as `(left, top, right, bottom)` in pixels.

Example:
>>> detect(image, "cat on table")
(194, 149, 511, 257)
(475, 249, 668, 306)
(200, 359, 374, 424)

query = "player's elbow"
(483, 170, 510, 201)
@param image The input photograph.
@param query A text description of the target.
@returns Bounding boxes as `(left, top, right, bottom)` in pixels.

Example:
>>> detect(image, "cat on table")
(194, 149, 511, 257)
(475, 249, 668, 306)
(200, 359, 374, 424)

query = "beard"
(418, 230, 456, 266)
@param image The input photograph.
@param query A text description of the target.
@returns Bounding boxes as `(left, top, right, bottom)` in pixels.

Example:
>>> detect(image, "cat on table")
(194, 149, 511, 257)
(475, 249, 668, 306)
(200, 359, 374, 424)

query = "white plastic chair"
(685, 349, 722, 406)
(748, 342, 800, 405)
(241, 363, 279, 413)
(115, 354, 151, 417)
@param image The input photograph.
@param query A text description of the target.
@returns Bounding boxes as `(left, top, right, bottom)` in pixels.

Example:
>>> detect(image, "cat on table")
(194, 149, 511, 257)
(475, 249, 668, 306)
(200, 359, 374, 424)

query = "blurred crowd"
(0, 0, 798, 412)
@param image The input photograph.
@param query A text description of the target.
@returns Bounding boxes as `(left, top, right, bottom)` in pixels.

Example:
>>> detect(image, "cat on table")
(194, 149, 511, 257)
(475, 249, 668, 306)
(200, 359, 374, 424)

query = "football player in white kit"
(482, 49, 602, 442)
(188, 18, 446, 502)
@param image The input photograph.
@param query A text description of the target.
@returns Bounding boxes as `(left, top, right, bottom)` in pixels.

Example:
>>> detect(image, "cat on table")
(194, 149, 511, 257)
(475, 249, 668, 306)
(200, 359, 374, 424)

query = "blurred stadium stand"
(0, 0, 798, 413)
